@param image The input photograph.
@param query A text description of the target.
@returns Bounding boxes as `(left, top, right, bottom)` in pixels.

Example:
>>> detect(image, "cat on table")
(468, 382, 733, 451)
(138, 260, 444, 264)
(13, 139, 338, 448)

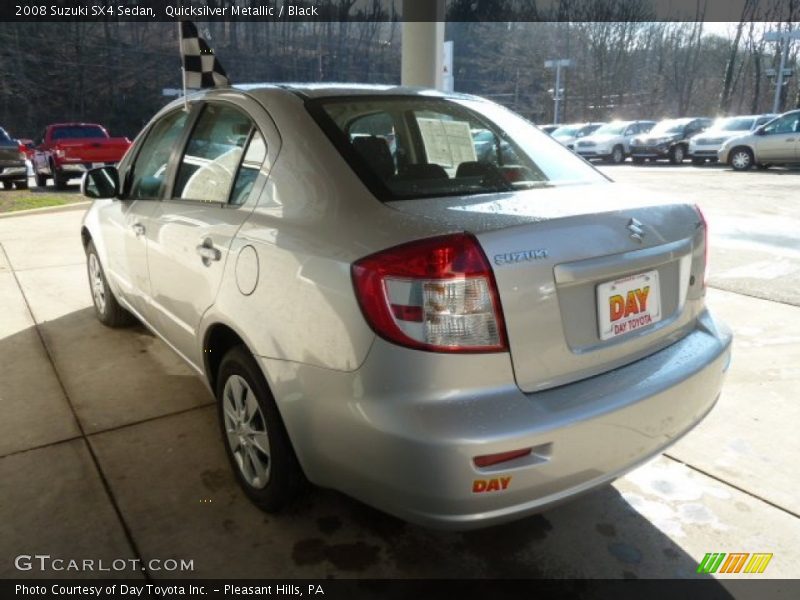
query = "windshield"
(552, 125, 579, 137)
(309, 96, 606, 201)
(649, 120, 687, 135)
(593, 122, 629, 135)
(51, 126, 106, 140)
(713, 117, 755, 132)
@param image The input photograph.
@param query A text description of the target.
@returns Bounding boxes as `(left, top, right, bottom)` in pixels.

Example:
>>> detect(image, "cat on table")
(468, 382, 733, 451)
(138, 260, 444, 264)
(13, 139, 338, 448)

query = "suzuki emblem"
(627, 218, 645, 243)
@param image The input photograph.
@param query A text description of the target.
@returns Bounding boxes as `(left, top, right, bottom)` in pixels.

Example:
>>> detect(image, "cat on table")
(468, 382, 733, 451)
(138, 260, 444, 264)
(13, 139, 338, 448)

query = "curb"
(0, 200, 91, 219)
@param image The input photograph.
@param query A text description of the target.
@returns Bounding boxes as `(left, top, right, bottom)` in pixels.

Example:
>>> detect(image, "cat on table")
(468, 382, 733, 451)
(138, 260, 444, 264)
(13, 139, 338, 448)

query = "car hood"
(721, 132, 756, 148)
(693, 130, 746, 142)
(581, 134, 621, 144)
(636, 133, 681, 144)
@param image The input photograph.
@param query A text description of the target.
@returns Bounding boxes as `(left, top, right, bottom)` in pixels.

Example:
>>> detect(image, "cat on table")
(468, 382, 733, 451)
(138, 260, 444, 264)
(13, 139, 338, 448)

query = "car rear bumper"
(262, 308, 731, 530)
(59, 161, 116, 175)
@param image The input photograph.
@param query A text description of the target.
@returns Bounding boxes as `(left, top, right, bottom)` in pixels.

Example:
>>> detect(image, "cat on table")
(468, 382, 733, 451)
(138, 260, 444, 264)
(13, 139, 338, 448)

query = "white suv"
(575, 121, 656, 164)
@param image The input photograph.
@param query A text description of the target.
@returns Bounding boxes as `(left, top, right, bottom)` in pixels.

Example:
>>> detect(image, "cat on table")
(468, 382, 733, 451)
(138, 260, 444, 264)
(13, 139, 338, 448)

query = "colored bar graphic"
(697, 553, 726, 574)
(744, 553, 773, 574)
(720, 553, 749, 573)
(698, 552, 773, 574)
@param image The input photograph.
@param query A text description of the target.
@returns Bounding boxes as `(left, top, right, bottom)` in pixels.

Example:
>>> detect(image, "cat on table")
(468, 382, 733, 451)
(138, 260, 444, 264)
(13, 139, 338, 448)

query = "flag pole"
(178, 22, 189, 112)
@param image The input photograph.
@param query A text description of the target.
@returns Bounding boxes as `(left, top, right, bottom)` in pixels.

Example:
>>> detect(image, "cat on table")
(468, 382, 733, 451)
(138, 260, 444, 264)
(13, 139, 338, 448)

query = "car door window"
(173, 104, 255, 203)
(128, 110, 189, 200)
(763, 114, 799, 135)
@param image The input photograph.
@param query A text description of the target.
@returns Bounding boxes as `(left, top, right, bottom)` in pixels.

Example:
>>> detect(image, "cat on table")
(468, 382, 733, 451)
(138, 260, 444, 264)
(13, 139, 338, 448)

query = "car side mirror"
(754, 127, 766, 136)
(81, 166, 119, 199)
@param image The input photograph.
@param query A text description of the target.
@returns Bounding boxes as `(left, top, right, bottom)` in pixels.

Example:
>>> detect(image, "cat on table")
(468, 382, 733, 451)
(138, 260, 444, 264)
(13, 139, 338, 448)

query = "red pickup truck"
(32, 123, 131, 189)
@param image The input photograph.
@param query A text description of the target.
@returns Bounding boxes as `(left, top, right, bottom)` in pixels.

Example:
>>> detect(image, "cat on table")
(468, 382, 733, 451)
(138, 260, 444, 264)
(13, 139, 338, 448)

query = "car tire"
(729, 147, 754, 171)
(86, 241, 135, 328)
(35, 172, 48, 187)
(669, 144, 686, 164)
(632, 156, 645, 165)
(216, 345, 305, 512)
(54, 173, 68, 190)
(609, 145, 625, 164)
(691, 157, 706, 166)
(14, 180, 28, 190)
(0, 181, 10, 190)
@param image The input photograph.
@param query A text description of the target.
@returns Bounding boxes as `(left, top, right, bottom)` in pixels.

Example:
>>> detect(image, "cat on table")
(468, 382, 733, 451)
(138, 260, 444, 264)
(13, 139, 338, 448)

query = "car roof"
(234, 82, 485, 102)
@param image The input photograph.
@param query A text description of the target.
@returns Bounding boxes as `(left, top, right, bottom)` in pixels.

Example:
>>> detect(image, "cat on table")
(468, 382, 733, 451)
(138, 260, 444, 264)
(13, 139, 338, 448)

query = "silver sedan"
(80, 84, 731, 530)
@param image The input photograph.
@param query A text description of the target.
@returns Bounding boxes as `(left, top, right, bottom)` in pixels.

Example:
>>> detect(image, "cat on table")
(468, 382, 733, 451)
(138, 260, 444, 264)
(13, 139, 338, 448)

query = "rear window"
(0, 128, 12, 143)
(308, 96, 606, 201)
(51, 126, 106, 140)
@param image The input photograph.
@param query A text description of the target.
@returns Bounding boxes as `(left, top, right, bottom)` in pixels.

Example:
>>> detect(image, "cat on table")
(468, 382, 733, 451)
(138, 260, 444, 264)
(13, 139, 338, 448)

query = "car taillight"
(695, 204, 708, 286)
(17, 143, 26, 160)
(352, 233, 508, 353)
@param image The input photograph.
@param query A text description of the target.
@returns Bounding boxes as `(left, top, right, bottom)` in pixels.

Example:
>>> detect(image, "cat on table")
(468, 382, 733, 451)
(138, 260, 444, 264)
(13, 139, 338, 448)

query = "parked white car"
(688, 114, 775, 165)
(551, 122, 605, 150)
(575, 121, 656, 164)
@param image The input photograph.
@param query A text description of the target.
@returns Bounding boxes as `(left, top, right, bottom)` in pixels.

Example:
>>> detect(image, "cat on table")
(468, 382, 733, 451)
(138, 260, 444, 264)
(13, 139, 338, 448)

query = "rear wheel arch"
(203, 323, 254, 393)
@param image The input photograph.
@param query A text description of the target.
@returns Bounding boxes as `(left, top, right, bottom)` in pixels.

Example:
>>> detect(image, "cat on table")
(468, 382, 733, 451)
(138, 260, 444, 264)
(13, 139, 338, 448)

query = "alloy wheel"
(222, 374, 271, 489)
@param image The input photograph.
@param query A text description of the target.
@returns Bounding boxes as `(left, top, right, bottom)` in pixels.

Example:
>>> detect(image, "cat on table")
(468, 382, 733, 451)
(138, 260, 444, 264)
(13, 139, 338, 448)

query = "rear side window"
(230, 130, 267, 206)
(51, 126, 106, 140)
(310, 96, 605, 201)
(129, 110, 189, 200)
(173, 104, 259, 204)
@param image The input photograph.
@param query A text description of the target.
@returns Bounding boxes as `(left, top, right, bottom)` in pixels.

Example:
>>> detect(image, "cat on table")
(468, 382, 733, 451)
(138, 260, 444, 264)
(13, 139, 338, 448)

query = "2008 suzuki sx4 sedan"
(80, 84, 731, 530)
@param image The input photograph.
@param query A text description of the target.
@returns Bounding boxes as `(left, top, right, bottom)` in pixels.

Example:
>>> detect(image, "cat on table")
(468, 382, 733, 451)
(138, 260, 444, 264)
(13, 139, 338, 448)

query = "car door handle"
(196, 240, 221, 264)
(132, 223, 145, 237)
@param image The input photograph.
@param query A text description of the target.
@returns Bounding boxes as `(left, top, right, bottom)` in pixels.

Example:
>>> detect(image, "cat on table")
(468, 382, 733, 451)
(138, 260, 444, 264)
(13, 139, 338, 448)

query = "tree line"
(0, 6, 798, 140)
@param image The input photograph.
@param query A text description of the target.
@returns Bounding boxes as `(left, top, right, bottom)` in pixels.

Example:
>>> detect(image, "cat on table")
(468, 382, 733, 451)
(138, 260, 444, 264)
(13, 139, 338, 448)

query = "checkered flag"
(180, 21, 230, 89)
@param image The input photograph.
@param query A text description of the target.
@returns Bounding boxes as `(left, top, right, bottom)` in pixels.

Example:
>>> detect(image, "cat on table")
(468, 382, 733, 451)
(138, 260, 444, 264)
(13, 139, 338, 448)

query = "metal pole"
(772, 36, 790, 114)
(178, 23, 188, 112)
(554, 64, 562, 124)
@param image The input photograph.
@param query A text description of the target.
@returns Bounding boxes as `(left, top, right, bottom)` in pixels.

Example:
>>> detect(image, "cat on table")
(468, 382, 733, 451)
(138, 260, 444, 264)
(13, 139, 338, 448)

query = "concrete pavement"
(1, 168, 798, 580)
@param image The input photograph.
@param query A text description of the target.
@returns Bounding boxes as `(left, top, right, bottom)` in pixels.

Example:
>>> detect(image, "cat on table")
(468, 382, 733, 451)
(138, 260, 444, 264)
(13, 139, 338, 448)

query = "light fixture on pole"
(763, 29, 800, 114)
(544, 59, 573, 124)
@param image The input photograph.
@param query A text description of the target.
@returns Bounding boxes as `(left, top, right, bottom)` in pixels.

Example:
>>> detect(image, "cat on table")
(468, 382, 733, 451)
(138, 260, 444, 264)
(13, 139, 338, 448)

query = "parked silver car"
(551, 122, 605, 150)
(80, 84, 731, 530)
(688, 114, 775, 165)
(719, 110, 800, 171)
(575, 120, 656, 163)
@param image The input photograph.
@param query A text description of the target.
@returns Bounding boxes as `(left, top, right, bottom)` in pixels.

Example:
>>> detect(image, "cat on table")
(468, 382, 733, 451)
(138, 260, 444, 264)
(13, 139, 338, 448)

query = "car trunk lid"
(387, 182, 707, 392)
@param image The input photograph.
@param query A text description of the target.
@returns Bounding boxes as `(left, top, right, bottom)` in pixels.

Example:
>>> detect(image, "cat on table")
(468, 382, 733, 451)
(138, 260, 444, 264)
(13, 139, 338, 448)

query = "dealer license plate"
(92, 162, 104, 168)
(597, 270, 661, 341)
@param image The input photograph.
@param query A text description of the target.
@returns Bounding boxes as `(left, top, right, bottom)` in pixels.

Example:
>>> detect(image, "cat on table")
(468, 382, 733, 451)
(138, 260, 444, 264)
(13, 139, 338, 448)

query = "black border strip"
(2, 0, 799, 23)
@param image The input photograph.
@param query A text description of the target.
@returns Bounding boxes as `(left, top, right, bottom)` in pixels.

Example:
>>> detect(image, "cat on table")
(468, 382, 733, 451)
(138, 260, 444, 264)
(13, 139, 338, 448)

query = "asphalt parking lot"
(1, 164, 798, 583)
